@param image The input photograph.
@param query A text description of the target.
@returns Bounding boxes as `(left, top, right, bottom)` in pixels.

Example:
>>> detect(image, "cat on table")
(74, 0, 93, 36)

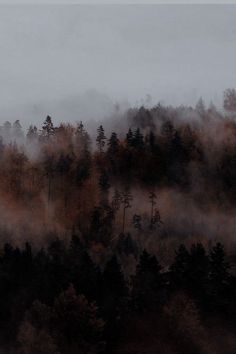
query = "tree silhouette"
(12, 120, 24, 141)
(133, 128, 144, 150)
(107, 132, 119, 156)
(126, 128, 133, 147)
(209, 243, 231, 310)
(75, 121, 91, 157)
(170, 244, 190, 290)
(41, 115, 55, 140)
(27, 125, 38, 143)
(96, 125, 106, 153)
(99, 170, 110, 206)
(132, 250, 164, 310)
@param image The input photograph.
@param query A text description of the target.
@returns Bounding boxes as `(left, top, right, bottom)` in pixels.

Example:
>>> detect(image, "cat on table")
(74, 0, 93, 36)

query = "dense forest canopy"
(1, 91, 236, 248)
(0, 90, 236, 353)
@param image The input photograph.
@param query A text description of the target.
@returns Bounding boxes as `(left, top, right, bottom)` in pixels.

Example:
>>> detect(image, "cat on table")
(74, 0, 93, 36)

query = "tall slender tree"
(96, 125, 106, 153)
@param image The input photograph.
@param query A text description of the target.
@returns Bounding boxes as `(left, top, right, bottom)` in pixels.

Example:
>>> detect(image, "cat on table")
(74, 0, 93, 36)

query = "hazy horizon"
(0, 4, 236, 126)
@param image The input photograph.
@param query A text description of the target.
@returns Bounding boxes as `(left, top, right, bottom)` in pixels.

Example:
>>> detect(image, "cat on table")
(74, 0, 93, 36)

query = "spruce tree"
(41, 115, 55, 140)
(132, 250, 164, 310)
(96, 125, 106, 153)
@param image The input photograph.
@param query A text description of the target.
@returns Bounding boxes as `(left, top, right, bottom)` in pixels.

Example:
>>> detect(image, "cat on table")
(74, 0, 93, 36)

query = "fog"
(0, 4, 236, 126)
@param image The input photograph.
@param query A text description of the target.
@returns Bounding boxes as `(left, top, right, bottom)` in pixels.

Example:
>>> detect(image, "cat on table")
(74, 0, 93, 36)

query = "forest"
(0, 89, 236, 353)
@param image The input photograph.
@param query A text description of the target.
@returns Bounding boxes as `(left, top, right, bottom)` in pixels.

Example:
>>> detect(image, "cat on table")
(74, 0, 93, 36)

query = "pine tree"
(107, 132, 119, 156)
(133, 128, 144, 150)
(187, 243, 209, 305)
(41, 115, 55, 140)
(27, 125, 38, 143)
(69, 247, 101, 301)
(209, 243, 230, 285)
(195, 97, 206, 116)
(99, 170, 110, 207)
(209, 243, 231, 308)
(147, 130, 156, 151)
(126, 128, 133, 147)
(103, 255, 127, 299)
(132, 250, 164, 310)
(96, 125, 106, 153)
(12, 120, 24, 140)
(75, 121, 91, 157)
(170, 244, 190, 290)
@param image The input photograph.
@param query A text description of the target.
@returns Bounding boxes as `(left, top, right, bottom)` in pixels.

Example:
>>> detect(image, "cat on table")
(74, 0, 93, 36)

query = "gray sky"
(0, 4, 236, 126)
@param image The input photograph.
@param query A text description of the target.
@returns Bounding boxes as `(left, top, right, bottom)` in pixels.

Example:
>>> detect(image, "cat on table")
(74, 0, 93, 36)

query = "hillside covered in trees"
(0, 90, 236, 353)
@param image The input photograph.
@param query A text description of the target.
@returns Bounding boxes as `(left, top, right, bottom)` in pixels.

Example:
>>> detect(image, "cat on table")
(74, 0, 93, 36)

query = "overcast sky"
(0, 4, 236, 126)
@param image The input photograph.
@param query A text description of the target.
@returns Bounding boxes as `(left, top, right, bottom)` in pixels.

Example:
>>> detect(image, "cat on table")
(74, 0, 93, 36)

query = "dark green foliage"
(102, 255, 128, 347)
(41, 115, 55, 140)
(96, 125, 106, 153)
(107, 132, 120, 173)
(132, 250, 165, 310)
(171, 243, 210, 307)
(107, 132, 119, 156)
(0, 238, 235, 353)
(116, 233, 138, 256)
(125, 128, 133, 147)
(170, 244, 190, 290)
(133, 128, 144, 150)
(103, 255, 127, 300)
(90, 206, 114, 245)
(208, 243, 231, 310)
(68, 235, 101, 299)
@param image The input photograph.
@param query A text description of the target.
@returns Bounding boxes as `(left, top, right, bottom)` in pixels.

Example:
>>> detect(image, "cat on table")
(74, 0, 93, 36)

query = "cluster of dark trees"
(0, 236, 235, 353)
(1, 90, 236, 352)
(2, 94, 236, 214)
